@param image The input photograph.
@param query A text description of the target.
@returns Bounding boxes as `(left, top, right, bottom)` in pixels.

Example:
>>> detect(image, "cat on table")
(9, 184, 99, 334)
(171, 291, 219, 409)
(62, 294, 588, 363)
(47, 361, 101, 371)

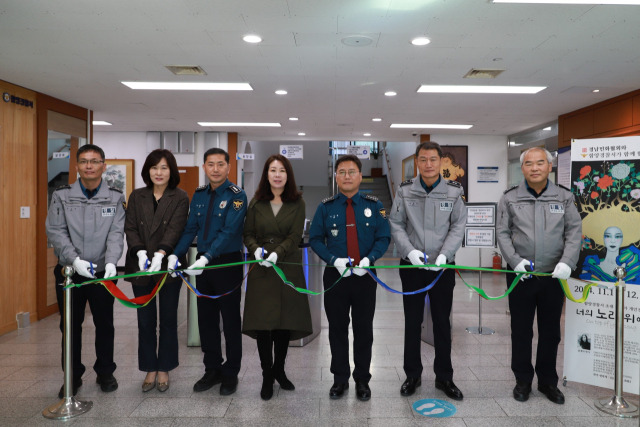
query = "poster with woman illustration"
(563, 136, 640, 394)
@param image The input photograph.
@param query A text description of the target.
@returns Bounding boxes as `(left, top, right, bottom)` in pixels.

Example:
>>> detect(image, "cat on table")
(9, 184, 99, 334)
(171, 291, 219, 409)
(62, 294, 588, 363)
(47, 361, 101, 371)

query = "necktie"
(204, 189, 216, 240)
(346, 198, 361, 266)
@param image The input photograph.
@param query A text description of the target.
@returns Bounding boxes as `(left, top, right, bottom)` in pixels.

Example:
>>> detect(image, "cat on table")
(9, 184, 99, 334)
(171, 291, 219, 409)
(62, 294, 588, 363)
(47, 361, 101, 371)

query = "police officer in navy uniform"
(45, 144, 125, 398)
(171, 148, 247, 396)
(389, 141, 466, 400)
(497, 147, 581, 404)
(309, 154, 390, 401)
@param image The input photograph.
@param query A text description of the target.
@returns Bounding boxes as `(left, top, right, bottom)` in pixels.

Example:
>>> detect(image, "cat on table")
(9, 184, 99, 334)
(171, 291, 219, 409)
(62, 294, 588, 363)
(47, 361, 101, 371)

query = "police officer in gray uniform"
(497, 147, 581, 405)
(390, 141, 466, 400)
(46, 144, 125, 398)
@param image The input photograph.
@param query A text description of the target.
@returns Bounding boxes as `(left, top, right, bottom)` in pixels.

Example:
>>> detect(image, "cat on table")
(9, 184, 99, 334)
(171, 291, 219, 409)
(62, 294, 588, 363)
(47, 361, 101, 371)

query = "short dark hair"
(335, 154, 362, 172)
(415, 141, 443, 158)
(203, 148, 229, 164)
(141, 149, 181, 189)
(254, 154, 301, 202)
(76, 144, 105, 161)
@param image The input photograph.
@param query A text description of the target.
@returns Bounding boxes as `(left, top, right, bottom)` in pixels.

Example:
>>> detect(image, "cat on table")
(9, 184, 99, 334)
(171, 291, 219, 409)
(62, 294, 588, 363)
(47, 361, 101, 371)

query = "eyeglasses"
(78, 159, 104, 166)
(336, 169, 359, 177)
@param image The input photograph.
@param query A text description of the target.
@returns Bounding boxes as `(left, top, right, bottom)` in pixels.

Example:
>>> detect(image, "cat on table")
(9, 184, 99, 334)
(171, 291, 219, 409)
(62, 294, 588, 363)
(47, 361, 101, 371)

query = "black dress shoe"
(193, 370, 222, 392)
(58, 378, 82, 399)
(435, 380, 463, 401)
(261, 374, 274, 400)
(400, 377, 421, 396)
(329, 382, 348, 399)
(538, 384, 565, 404)
(355, 381, 371, 401)
(220, 377, 238, 396)
(274, 372, 295, 391)
(513, 381, 532, 402)
(96, 373, 118, 392)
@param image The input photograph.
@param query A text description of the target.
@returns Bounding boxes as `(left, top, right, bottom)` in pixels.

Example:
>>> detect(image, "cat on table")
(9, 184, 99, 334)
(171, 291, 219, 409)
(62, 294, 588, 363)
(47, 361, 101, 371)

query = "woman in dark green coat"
(243, 154, 312, 400)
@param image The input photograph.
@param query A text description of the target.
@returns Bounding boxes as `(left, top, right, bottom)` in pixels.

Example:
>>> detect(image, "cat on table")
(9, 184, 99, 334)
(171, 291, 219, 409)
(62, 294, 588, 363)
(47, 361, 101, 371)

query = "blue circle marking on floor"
(412, 399, 457, 418)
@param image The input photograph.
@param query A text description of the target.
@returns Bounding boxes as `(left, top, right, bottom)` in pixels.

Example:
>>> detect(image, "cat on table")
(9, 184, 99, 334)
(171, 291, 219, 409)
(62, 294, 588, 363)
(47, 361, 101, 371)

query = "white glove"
(430, 254, 447, 271)
(407, 249, 428, 270)
(148, 252, 164, 272)
(552, 262, 572, 280)
(104, 263, 117, 279)
(333, 258, 353, 277)
(73, 257, 96, 279)
(185, 256, 208, 276)
(261, 252, 278, 268)
(254, 247, 266, 262)
(136, 250, 149, 271)
(514, 258, 533, 281)
(353, 257, 370, 276)
(167, 254, 180, 278)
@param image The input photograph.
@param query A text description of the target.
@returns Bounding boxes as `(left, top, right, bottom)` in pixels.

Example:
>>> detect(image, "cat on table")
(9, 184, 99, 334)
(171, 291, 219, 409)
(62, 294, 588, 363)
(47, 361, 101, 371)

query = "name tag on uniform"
(549, 203, 564, 214)
(440, 201, 453, 212)
(102, 207, 116, 217)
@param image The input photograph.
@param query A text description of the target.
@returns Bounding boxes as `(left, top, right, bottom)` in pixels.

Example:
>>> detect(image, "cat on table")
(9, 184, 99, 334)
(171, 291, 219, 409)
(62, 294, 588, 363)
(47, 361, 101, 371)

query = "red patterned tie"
(346, 198, 361, 266)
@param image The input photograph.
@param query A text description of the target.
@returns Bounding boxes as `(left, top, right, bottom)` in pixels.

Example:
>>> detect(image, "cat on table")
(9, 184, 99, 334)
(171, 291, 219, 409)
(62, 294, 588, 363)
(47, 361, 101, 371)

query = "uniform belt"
(261, 237, 283, 244)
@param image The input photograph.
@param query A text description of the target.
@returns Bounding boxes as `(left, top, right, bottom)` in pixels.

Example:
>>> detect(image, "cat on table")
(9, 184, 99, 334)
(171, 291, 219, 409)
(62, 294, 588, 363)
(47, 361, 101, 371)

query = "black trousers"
(196, 252, 243, 379)
(54, 265, 116, 379)
(506, 269, 564, 386)
(399, 259, 455, 381)
(132, 275, 182, 372)
(323, 267, 377, 384)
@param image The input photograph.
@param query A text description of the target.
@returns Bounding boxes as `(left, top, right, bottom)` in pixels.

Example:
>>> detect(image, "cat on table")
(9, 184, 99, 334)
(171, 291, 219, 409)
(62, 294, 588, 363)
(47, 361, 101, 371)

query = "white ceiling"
(1, 0, 639, 142)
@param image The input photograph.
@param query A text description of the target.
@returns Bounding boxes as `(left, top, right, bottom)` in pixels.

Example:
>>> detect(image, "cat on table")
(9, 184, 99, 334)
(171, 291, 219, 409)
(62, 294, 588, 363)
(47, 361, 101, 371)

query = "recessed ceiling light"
(197, 122, 281, 127)
(493, 0, 640, 4)
(275, 90, 288, 95)
(543, 127, 552, 131)
(385, 91, 397, 96)
(592, 89, 600, 93)
(243, 34, 262, 43)
(363, 133, 372, 136)
(417, 85, 545, 94)
(411, 37, 431, 46)
(289, 117, 299, 121)
(298, 132, 306, 136)
(390, 123, 473, 130)
(122, 82, 253, 91)
(92, 121, 112, 126)
(372, 118, 382, 122)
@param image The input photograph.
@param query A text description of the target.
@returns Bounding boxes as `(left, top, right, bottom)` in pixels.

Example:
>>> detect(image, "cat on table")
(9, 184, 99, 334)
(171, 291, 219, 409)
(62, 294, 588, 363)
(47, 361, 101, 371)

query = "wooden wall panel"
(593, 98, 633, 135)
(228, 132, 238, 184)
(0, 81, 38, 335)
(633, 94, 640, 126)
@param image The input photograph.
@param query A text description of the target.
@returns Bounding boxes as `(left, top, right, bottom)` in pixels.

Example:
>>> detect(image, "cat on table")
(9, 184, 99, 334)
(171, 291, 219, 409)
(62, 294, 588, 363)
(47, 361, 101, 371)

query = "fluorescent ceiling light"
(372, 118, 382, 122)
(243, 34, 262, 43)
(417, 85, 545, 94)
(592, 89, 600, 93)
(385, 91, 397, 96)
(543, 126, 552, 131)
(122, 82, 252, 91)
(198, 122, 281, 127)
(363, 133, 372, 136)
(411, 37, 431, 46)
(92, 121, 112, 126)
(493, 0, 640, 4)
(289, 117, 298, 121)
(275, 90, 288, 95)
(390, 123, 473, 129)
(298, 132, 306, 136)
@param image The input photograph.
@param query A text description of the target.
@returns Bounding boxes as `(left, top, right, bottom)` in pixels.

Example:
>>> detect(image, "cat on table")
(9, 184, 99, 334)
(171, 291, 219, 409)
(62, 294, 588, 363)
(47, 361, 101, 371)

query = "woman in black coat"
(124, 149, 189, 392)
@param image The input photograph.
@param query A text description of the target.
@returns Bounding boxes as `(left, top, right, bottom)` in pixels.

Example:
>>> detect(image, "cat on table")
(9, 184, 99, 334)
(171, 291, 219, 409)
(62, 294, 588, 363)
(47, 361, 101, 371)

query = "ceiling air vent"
(463, 68, 504, 79)
(165, 65, 207, 76)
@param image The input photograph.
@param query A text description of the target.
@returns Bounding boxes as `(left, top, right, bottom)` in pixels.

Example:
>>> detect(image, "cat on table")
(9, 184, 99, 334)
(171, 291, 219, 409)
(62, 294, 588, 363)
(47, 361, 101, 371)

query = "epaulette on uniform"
(195, 184, 208, 192)
(229, 184, 241, 194)
(400, 179, 413, 187)
(322, 195, 336, 204)
(108, 186, 123, 193)
(363, 194, 378, 202)
(54, 184, 71, 192)
(446, 180, 461, 188)
(504, 184, 519, 194)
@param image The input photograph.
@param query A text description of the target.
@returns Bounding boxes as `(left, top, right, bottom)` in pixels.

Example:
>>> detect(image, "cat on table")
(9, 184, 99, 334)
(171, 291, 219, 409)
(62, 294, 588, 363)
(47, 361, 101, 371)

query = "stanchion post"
(43, 265, 93, 419)
(594, 266, 639, 418)
(466, 249, 495, 335)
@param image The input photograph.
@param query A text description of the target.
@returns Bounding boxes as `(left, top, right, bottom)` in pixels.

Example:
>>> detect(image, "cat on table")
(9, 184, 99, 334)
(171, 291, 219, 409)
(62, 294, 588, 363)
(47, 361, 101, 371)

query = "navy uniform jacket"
(309, 191, 390, 266)
(173, 179, 247, 261)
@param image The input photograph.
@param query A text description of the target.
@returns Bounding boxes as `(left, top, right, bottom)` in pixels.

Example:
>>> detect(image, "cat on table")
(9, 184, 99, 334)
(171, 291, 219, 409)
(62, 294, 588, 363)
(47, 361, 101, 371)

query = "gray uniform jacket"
(496, 180, 582, 273)
(389, 176, 466, 262)
(45, 180, 126, 269)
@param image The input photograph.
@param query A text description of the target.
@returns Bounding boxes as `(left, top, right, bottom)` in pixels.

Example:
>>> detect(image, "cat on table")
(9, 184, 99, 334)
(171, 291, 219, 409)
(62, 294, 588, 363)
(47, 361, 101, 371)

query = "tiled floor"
(1, 259, 638, 426)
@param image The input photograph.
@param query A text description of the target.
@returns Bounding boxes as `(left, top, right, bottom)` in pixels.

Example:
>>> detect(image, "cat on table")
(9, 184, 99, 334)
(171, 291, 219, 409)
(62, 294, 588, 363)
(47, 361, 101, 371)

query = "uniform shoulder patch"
(195, 184, 208, 192)
(378, 207, 388, 219)
(108, 186, 123, 194)
(228, 184, 241, 194)
(446, 180, 461, 188)
(400, 179, 413, 187)
(54, 184, 71, 192)
(504, 184, 518, 194)
(363, 194, 378, 202)
(232, 199, 244, 211)
(321, 195, 336, 204)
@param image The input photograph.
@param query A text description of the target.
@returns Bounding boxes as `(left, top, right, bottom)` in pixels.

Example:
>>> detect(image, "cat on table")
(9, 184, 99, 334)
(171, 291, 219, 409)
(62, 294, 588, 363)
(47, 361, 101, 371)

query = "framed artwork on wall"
(402, 154, 416, 182)
(104, 159, 134, 200)
(440, 145, 468, 199)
